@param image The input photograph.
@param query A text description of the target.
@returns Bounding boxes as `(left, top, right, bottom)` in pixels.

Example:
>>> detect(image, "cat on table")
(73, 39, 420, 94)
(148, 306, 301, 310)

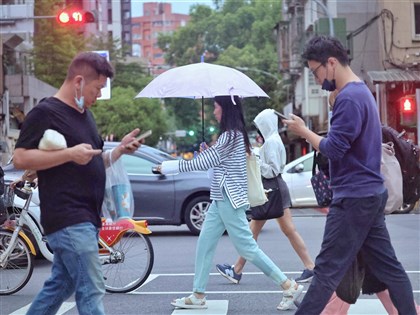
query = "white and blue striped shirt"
(161, 131, 249, 209)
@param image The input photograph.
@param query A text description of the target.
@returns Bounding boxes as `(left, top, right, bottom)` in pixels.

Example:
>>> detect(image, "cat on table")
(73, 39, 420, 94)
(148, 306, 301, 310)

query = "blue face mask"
(321, 78, 337, 92)
(74, 79, 85, 110)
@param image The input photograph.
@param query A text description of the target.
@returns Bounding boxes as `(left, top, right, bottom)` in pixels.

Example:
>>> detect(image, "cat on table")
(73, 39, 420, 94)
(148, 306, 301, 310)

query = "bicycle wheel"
(102, 230, 154, 293)
(0, 230, 34, 295)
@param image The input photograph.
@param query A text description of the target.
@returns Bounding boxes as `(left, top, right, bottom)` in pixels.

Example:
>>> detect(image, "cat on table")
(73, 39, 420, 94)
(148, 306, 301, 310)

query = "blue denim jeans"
(27, 222, 105, 315)
(296, 190, 416, 315)
(193, 190, 287, 293)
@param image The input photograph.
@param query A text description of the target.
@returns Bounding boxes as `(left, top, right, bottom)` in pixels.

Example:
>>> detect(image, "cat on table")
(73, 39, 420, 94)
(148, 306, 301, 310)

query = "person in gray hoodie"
(216, 108, 315, 284)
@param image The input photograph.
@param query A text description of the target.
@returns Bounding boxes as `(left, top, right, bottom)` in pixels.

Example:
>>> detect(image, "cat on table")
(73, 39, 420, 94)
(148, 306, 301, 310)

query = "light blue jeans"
(193, 190, 288, 293)
(27, 222, 105, 315)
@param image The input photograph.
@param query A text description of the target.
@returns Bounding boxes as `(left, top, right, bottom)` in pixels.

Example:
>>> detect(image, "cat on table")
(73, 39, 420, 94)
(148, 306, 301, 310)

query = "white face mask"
(74, 79, 85, 110)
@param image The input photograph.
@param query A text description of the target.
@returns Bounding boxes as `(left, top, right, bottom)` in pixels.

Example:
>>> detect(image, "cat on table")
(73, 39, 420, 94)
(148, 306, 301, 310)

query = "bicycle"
(0, 180, 154, 295)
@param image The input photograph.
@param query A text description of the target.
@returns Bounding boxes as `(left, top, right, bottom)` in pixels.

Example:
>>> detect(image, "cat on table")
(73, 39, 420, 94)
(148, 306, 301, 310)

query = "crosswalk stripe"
(127, 289, 420, 295)
(140, 274, 159, 287)
(171, 300, 229, 315)
(348, 299, 387, 314)
(9, 302, 76, 315)
(148, 270, 420, 276)
(131, 290, 295, 295)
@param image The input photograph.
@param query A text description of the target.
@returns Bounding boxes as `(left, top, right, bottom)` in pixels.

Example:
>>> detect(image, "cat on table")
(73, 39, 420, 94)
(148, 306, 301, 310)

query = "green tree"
(91, 86, 168, 146)
(163, 98, 214, 149)
(158, 0, 285, 128)
(112, 62, 150, 93)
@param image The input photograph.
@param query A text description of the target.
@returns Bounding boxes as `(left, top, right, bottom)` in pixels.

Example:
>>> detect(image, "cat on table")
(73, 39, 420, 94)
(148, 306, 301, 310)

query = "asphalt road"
(1, 208, 419, 315)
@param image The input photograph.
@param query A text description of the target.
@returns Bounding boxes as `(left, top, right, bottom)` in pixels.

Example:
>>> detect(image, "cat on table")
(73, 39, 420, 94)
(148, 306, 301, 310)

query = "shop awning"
(368, 69, 420, 84)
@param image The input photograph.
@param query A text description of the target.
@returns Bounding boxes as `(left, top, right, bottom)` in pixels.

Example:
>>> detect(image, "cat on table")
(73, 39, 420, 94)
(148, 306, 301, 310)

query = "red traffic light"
(399, 95, 417, 126)
(401, 97, 414, 112)
(57, 9, 95, 25)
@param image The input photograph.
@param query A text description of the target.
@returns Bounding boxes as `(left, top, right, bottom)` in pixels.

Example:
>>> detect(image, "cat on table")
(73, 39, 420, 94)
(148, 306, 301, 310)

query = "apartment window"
(133, 44, 141, 57)
(413, 2, 420, 40)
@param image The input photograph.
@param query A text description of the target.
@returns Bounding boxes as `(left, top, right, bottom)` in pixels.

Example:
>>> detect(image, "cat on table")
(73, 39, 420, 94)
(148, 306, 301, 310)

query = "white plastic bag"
(102, 150, 134, 221)
(381, 142, 403, 214)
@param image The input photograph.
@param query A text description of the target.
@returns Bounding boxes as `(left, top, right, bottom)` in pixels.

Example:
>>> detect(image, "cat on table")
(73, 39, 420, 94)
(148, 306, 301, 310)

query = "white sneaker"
(277, 280, 304, 311)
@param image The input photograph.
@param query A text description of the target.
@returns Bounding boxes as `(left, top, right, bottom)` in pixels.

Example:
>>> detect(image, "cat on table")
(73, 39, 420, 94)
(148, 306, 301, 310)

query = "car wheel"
(184, 195, 211, 235)
(391, 202, 415, 214)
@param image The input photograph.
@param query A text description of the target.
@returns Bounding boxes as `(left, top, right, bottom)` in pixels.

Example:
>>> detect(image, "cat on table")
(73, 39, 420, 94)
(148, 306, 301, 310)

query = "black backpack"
(382, 126, 420, 204)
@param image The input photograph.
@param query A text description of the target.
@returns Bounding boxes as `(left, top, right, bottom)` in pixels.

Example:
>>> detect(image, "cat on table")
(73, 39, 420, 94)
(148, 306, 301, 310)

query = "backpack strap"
(312, 150, 317, 176)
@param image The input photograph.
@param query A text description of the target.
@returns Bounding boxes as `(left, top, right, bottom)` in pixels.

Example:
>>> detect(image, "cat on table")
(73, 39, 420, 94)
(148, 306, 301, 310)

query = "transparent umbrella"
(135, 62, 269, 141)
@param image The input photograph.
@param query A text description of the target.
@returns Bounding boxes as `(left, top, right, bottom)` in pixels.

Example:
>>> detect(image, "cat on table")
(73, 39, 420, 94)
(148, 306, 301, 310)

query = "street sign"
(175, 130, 186, 137)
(93, 50, 111, 100)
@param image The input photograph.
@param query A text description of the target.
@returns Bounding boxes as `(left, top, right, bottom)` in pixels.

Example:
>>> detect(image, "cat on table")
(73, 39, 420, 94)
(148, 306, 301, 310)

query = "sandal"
(277, 280, 304, 311)
(171, 294, 207, 309)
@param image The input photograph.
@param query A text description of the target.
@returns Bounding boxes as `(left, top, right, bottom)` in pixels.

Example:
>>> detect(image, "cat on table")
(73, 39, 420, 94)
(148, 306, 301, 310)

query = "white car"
(282, 152, 318, 207)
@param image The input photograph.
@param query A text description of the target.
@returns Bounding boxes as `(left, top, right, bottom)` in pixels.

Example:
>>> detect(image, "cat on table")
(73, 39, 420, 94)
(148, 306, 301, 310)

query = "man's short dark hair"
(66, 52, 114, 81)
(301, 35, 349, 67)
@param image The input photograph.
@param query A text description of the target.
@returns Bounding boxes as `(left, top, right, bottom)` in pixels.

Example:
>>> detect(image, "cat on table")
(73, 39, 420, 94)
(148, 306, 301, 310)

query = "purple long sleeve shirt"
(319, 82, 385, 200)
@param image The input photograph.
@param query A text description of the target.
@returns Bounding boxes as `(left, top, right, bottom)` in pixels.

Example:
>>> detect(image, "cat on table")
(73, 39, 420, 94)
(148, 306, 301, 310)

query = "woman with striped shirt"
(157, 95, 303, 311)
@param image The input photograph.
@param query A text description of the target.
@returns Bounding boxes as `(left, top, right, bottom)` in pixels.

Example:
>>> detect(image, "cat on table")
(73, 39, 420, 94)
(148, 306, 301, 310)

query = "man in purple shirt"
(284, 35, 416, 315)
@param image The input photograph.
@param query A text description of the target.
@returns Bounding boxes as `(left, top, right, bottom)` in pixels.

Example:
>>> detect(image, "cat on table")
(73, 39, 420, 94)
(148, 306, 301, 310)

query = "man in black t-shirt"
(13, 52, 142, 315)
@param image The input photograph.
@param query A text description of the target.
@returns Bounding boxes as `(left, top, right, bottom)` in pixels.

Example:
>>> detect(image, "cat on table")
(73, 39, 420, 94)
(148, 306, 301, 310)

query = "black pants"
(296, 190, 416, 315)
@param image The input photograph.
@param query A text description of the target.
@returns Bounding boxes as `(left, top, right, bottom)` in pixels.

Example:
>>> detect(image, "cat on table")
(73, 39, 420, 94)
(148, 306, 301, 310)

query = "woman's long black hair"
(214, 95, 251, 154)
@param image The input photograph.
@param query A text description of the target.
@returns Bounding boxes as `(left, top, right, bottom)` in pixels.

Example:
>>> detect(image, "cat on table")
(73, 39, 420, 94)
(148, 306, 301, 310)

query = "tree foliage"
(112, 62, 150, 93)
(91, 86, 168, 146)
(158, 0, 285, 130)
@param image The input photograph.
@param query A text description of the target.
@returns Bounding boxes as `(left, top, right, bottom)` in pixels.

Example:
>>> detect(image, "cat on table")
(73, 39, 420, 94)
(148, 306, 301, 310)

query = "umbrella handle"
(201, 97, 205, 143)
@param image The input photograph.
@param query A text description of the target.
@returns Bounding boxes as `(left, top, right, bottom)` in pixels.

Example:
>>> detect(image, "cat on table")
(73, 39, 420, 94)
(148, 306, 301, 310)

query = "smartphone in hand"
(274, 111, 288, 120)
(126, 130, 152, 149)
(135, 129, 152, 141)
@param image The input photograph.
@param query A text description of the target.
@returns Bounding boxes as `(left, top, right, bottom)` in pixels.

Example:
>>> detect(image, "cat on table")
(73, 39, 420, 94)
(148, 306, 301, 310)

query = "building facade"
(131, 2, 190, 75)
(0, 0, 57, 164)
(277, 0, 420, 159)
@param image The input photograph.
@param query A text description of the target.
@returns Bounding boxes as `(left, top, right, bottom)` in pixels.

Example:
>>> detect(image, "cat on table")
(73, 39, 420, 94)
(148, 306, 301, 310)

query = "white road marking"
(171, 300, 229, 315)
(10, 270, 418, 314)
(348, 299, 387, 314)
(9, 302, 76, 315)
(150, 271, 303, 276)
(139, 274, 160, 287)
(147, 270, 420, 276)
(131, 290, 300, 295)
